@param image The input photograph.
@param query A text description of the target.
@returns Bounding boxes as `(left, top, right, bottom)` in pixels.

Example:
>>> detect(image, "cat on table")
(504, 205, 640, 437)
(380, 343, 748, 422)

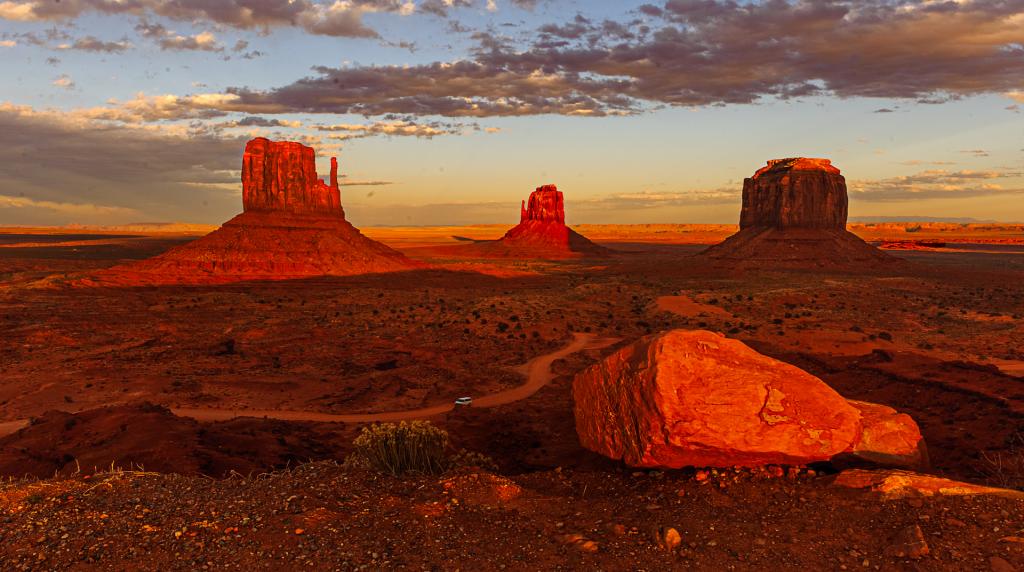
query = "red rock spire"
(521, 184, 565, 224)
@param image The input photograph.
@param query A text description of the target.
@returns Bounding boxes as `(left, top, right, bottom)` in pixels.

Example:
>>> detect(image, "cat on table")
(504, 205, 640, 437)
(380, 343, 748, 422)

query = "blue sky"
(0, 0, 1022, 226)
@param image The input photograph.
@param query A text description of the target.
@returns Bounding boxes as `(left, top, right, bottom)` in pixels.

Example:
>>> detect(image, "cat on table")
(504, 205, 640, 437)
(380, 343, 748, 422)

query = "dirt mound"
(83, 138, 423, 285)
(702, 158, 898, 270)
(442, 185, 609, 259)
(0, 403, 350, 478)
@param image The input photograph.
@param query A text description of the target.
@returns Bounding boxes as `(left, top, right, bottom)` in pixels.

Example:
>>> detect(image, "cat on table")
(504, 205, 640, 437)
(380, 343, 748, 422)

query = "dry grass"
(978, 432, 1024, 491)
(352, 421, 451, 476)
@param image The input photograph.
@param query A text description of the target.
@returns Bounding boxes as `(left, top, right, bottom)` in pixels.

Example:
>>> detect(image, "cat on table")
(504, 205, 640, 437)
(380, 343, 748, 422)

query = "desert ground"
(0, 223, 1022, 570)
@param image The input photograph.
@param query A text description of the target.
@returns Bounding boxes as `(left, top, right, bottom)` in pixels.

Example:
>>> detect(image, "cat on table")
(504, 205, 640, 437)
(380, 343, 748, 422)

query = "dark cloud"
(419, 0, 473, 17)
(0, 104, 243, 225)
(134, 21, 221, 51)
(187, 0, 1024, 118)
(66, 35, 132, 53)
(0, 0, 413, 38)
(849, 169, 1024, 201)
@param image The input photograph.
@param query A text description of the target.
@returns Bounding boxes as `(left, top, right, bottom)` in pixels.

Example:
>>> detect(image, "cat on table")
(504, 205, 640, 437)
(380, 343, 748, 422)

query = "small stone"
(656, 527, 682, 552)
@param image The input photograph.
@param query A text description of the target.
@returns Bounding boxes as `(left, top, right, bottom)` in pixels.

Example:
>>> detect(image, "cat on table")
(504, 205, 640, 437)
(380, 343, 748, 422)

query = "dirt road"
(0, 333, 618, 436)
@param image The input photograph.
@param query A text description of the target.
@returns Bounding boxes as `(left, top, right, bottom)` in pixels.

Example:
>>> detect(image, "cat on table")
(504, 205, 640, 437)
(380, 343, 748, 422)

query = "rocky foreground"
(1, 463, 1021, 571)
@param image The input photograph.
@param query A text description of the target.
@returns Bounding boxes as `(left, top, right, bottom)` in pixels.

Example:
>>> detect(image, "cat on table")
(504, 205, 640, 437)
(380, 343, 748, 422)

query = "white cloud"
(0, 194, 140, 217)
(52, 74, 74, 89)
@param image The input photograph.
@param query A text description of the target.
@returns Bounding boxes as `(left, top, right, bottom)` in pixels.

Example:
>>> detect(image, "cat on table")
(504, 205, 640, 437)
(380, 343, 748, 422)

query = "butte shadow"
(436, 185, 610, 260)
(699, 158, 900, 272)
(83, 138, 425, 286)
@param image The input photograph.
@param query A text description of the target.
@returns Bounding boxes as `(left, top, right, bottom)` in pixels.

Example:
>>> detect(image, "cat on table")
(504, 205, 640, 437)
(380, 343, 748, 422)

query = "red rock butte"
(457, 185, 608, 259)
(702, 158, 895, 270)
(242, 138, 342, 215)
(87, 138, 422, 285)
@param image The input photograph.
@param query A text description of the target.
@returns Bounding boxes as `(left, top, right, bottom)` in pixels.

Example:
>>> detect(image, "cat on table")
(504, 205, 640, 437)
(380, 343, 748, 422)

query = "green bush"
(352, 421, 451, 476)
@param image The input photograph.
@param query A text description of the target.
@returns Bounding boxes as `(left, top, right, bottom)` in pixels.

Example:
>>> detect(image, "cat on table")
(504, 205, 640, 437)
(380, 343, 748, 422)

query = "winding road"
(0, 333, 618, 437)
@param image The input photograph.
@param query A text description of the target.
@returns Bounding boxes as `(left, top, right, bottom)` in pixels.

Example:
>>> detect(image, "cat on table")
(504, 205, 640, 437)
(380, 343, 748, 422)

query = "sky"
(0, 0, 1022, 227)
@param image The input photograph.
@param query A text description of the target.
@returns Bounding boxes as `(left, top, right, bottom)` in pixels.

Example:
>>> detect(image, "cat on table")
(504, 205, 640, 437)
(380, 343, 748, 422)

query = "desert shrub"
(449, 449, 499, 472)
(352, 421, 450, 476)
(978, 432, 1024, 491)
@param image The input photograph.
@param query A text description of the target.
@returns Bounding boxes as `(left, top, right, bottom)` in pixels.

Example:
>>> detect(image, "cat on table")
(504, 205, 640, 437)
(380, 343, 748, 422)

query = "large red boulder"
(573, 330, 924, 469)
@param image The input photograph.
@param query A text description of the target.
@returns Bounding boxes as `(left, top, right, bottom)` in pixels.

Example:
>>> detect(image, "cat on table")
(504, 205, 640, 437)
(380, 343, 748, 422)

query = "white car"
(454, 397, 473, 407)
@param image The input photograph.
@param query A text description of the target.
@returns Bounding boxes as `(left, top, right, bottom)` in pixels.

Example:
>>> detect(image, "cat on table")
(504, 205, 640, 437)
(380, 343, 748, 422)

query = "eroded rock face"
(702, 158, 896, 270)
(242, 137, 342, 216)
(520, 184, 565, 224)
(572, 330, 924, 469)
(740, 158, 847, 230)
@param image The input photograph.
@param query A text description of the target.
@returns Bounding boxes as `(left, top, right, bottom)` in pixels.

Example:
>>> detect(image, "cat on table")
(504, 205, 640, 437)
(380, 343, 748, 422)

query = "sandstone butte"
(572, 330, 926, 469)
(454, 184, 608, 259)
(702, 158, 896, 269)
(86, 138, 422, 285)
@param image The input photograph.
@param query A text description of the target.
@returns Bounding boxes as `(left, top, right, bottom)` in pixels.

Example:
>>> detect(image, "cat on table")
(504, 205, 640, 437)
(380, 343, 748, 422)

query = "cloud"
(960, 149, 990, 157)
(0, 194, 140, 217)
(52, 74, 74, 89)
(73, 93, 244, 123)
(187, 0, 1024, 118)
(419, 0, 473, 17)
(0, 39, 14, 47)
(0, 102, 243, 225)
(338, 178, 394, 187)
(134, 21, 221, 51)
(315, 118, 476, 139)
(577, 187, 741, 210)
(849, 169, 1024, 201)
(60, 35, 132, 53)
(0, 0, 416, 38)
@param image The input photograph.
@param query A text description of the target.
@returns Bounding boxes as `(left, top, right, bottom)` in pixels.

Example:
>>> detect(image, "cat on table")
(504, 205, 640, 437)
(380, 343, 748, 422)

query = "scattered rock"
(846, 400, 928, 469)
(561, 534, 599, 553)
(832, 469, 1024, 500)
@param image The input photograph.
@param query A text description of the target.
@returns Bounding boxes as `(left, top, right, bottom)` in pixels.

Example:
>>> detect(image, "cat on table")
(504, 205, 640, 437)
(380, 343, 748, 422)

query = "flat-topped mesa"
(241, 137, 342, 216)
(701, 157, 896, 270)
(740, 157, 847, 230)
(521, 184, 566, 224)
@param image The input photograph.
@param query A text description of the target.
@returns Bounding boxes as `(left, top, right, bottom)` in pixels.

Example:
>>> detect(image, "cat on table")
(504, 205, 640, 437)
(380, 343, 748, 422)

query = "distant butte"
(701, 157, 896, 270)
(451, 184, 609, 259)
(86, 138, 422, 285)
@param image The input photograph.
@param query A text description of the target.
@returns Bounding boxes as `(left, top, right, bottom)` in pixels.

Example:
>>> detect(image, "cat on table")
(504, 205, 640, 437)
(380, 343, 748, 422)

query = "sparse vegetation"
(349, 422, 498, 476)
(351, 421, 451, 476)
(977, 432, 1024, 491)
